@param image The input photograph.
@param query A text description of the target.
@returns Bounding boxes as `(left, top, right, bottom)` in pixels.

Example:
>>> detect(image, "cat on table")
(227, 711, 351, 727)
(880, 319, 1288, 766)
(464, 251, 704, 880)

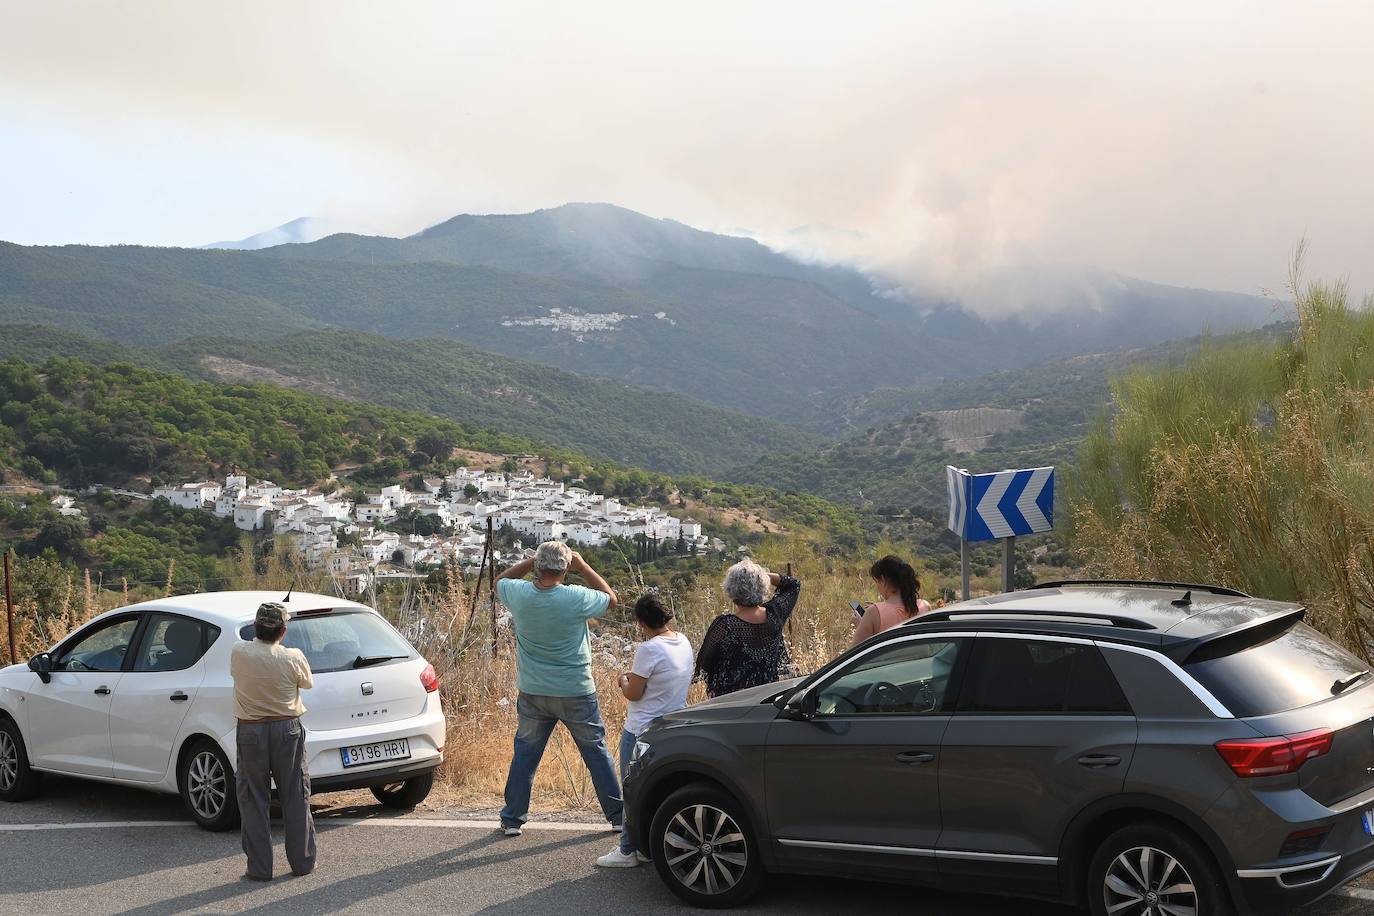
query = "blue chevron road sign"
(947, 465, 1055, 542)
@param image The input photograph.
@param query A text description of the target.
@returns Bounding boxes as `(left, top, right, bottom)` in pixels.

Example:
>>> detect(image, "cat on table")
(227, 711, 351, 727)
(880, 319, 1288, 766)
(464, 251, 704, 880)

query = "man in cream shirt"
(230, 601, 316, 880)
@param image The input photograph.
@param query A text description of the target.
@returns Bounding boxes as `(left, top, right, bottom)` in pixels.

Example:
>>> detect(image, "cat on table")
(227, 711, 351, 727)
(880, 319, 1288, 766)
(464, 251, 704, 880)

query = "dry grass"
(3, 538, 930, 814)
(405, 541, 881, 812)
(1070, 259, 1374, 659)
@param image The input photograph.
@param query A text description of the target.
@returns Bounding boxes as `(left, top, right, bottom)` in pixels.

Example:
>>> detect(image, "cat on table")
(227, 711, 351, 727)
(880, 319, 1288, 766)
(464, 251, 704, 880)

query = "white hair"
(535, 540, 572, 574)
(722, 560, 770, 607)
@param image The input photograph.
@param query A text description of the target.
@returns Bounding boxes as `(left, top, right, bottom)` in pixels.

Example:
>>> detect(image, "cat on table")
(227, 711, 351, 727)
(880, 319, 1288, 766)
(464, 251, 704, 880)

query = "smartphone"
(850, 600, 866, 617)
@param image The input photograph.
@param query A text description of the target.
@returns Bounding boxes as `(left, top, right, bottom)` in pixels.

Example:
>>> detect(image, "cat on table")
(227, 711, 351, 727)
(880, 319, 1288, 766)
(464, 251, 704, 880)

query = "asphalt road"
(1, 778, 1372, 915)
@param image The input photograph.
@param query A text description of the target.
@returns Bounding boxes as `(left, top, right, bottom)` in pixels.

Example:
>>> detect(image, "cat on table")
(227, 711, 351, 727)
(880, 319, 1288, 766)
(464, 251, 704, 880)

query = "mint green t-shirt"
(498, 578, 612, 696)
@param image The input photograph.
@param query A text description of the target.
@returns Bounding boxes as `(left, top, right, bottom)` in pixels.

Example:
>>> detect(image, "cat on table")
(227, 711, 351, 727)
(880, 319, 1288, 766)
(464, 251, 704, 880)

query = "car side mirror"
(777, 689, 816, 722)
(28, 653, 52, 684)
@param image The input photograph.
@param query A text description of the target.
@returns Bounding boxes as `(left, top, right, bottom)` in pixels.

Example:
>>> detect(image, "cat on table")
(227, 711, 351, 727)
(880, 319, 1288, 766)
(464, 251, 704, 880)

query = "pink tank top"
(869, 596, 932, 634)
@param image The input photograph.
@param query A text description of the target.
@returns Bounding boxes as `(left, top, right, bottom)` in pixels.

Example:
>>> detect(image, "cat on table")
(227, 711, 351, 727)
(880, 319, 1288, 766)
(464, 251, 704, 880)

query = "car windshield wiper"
(352, 654, 407, 669)
(1332, 670, 1371, 695)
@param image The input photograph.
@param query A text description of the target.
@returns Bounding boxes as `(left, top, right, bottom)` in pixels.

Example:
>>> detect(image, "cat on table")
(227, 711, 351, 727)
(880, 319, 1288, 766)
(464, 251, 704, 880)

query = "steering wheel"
(861, 681, 905, 712)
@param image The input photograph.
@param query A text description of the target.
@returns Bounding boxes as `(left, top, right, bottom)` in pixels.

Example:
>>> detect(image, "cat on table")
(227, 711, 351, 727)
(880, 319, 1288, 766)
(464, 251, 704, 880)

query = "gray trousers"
(236, 718, 317, 878)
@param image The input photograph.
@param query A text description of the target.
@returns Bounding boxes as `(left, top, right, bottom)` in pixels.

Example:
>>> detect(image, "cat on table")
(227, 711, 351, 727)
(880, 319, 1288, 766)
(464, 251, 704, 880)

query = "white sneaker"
(596, 847, 641, 868)
(636, 852, 650, 864)
(501, 825, 522, 837)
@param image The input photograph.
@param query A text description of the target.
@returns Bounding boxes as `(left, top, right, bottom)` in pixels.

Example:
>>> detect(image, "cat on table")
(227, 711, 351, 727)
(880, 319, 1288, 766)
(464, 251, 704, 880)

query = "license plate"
(340, 738, 411, 768)
(1363, 808, 1374, 836)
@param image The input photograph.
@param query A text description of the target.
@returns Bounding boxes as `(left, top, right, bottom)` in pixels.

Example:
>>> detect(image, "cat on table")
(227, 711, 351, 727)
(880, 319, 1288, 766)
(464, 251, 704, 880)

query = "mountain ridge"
(0, 203, 1284, 419)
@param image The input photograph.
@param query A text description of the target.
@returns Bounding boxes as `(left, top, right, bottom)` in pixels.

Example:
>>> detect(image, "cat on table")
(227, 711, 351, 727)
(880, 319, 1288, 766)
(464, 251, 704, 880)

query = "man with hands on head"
(496, 541, 623, 837)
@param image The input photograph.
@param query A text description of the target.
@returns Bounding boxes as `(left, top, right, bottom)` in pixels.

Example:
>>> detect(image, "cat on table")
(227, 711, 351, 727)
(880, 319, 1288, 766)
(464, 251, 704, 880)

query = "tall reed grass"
(1071, 258, 1374, 659)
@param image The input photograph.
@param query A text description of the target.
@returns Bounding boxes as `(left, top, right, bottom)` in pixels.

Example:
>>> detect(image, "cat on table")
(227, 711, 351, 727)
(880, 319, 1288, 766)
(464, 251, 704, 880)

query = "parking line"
(0, 817, 609, 833)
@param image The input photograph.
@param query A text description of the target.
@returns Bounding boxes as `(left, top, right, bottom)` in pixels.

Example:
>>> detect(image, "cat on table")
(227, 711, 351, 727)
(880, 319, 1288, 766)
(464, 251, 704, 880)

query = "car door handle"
(896, 751, 936, 765)
(170, 692, 189, 702)
(1077, 754, 1122, 769)
(93, 686, 111, 696)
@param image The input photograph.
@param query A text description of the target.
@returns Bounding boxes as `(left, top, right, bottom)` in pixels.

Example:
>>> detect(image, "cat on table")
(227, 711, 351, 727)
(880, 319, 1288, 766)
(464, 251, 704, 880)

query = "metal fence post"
(4, 551, 15, 666)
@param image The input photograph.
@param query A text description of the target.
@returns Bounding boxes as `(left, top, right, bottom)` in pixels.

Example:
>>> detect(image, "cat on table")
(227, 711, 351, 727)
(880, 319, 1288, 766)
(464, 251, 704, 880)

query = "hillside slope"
(157, 329, 823, 476)
(0, 322, 821, 479)
(0, 204, 1283, 419)
(0, 356, 858, 539)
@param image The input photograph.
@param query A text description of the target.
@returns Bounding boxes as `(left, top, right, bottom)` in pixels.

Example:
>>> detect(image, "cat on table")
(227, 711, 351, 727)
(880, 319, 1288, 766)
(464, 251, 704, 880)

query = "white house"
(153, 482, 223, 510)
(49, 495, 84, 518)
(247, 481, 282, 501)
(355, 499, 396, 524)
(213, 486, 245, 518)
(233, 498, 269, 531)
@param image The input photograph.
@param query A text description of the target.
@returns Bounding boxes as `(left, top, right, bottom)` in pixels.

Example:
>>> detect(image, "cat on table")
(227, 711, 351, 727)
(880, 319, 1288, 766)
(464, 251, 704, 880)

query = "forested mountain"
(0, 357, 859, 539)
(0, 323, 818, 478)
(0, 204, 1283, 420)
(158, 330, 823, 476)
(737, 324, 1297, 530)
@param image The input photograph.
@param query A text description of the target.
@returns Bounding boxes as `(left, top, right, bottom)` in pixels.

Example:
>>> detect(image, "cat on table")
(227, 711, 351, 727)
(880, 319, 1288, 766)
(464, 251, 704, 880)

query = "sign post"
(947, 465, 1055, 600)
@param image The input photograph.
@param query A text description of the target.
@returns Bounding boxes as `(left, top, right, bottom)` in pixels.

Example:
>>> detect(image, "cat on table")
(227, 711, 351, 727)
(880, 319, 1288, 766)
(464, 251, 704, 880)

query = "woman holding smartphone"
(850, 554, 930, 648)
(596, 593, 694, 869)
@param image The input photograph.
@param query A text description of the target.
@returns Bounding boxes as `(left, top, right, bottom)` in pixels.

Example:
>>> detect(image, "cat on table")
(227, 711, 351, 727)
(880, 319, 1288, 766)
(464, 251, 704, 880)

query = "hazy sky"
(2, 1, 1371, 307)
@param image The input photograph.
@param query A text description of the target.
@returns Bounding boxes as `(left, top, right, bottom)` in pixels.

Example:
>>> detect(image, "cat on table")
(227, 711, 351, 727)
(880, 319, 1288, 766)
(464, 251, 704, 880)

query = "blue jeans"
(500, 692, 623, 829)
(618, 727, 638, 853)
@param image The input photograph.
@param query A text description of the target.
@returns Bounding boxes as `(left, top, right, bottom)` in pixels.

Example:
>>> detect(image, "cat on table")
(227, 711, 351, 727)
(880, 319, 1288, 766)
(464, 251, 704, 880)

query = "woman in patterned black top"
(695, 560, 801, 698)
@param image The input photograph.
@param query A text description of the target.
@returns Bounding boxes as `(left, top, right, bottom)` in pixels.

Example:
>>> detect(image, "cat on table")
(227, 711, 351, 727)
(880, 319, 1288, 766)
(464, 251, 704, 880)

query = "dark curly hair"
(634, 593, 674, 629)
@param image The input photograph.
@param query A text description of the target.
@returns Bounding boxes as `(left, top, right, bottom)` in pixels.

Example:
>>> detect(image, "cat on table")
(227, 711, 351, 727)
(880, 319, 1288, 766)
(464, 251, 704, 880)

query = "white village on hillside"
(146, 467, 711, 594)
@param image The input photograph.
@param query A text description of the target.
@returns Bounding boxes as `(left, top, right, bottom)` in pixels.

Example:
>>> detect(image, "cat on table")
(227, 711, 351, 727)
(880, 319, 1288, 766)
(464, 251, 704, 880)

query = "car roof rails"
(914, 608, 1159, 631)
(1028, 579, 1251, 599)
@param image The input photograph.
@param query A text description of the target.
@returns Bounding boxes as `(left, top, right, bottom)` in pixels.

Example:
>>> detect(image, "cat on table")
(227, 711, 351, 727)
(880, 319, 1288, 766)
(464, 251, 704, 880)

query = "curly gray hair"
(535, 540, 572, 574)
(722, 559, 770, 607)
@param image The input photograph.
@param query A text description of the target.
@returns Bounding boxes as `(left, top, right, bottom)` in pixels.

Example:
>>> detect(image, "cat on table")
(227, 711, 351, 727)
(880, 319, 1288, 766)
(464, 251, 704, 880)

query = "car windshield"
(239, 610, 415, 674)
(1186, 623, 1368, 718)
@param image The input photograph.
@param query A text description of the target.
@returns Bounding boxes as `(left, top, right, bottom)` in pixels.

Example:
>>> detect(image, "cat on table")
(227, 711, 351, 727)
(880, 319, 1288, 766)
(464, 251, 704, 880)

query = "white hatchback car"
(0, 590, 446, 830)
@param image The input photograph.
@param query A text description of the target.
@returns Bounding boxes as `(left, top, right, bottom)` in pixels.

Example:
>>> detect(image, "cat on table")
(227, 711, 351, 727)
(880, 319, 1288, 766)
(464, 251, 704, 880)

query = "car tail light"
(1215, 728, 1333, 777)
(1279, 826, 1331, 857)
(419, 663, 439, 693)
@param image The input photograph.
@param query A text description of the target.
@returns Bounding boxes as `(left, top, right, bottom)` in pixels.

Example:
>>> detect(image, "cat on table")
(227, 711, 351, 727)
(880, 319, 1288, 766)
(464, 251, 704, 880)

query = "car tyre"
(1087, 822, 1233, 916)
(370, 770, 435, 809)
(649, 783, 764, 908)
(179, 738, 240, 832)
(0, 716, 42, 802)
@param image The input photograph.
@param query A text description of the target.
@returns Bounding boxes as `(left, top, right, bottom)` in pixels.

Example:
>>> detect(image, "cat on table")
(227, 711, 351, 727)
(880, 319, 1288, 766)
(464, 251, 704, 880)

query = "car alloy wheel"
(1104, 845, 1198, 916)
(0, 731, 17, 792)
(186, 749, 228, 820)
(661, 803, 749, 896)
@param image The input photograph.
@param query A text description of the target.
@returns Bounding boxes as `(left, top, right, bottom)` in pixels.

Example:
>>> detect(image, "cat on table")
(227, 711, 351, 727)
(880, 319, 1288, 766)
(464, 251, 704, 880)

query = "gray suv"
(623, 581, 1374, 914)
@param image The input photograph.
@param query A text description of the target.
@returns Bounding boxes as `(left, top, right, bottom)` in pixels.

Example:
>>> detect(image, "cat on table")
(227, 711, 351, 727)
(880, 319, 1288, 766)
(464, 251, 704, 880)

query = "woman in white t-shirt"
(595, 593, 695, 868)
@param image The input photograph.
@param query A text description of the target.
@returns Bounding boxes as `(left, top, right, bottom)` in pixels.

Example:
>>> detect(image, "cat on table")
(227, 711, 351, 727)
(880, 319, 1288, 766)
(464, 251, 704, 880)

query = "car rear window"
(1186, 623, 1368, 718)
(957, 639, 1132, 715)
(238, 610, 415, 673)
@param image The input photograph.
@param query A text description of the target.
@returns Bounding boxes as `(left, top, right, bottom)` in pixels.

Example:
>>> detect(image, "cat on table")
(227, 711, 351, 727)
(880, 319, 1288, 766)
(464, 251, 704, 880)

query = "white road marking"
(325, 817, 608, 833)
(0, 817, 608, 833)
(0, 820, 189, 831)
